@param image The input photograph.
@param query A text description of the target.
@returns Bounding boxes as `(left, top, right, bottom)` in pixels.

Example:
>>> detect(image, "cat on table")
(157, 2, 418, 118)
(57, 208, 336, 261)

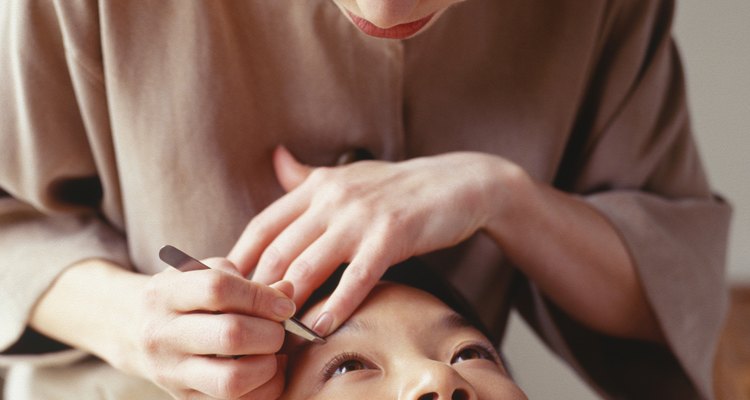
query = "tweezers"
(158, 245, 325, 344)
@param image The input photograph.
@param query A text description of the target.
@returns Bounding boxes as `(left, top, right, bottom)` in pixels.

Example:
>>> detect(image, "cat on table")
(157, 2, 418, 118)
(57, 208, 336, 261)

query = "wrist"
(479, 155, 537, 249)
(29, 258, 150, 376)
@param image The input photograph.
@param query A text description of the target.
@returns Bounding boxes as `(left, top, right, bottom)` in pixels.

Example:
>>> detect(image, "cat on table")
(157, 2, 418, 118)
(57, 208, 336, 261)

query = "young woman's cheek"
(464, 370, 528, 400)
(311, 380, 387, 400)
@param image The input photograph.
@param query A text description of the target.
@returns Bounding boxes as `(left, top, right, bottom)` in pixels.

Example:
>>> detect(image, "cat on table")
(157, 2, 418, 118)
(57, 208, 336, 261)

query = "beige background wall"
(503, 0, 750, 398)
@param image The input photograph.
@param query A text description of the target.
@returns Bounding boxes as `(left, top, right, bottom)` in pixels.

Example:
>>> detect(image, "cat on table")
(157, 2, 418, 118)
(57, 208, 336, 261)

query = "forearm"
(482, 161, 664, 342)
(29, 258, 149, 374)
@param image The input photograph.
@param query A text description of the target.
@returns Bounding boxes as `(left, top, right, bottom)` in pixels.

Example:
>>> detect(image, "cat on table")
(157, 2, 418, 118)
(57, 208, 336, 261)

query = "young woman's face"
(281, 283, 528, 399)
(330, 0, 467, 39)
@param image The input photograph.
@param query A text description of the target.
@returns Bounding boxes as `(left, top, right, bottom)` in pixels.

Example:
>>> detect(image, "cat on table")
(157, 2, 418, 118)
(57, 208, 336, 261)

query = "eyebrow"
(439, 312, 473, 330)
(289, 311, 475, 356)
(333, 316, 379, 335)
(334, 311, 471, 335)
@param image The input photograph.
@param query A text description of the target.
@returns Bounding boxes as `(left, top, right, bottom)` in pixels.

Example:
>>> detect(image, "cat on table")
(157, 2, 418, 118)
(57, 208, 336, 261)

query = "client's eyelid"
(453, 340, 502, 365)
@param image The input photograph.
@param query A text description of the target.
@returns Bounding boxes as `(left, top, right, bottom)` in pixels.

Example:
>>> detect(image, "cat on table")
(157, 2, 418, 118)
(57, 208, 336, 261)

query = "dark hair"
(301, 258, 496, 343)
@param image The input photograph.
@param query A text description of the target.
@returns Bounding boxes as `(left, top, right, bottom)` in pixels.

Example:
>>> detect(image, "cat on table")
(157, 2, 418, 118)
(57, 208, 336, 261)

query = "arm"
(28, 257, 292, 399)
(482, 166, 664, 342)
(231, 148, 661, 342)
(229, 3, 729, 398)
(1, 2, 292, 398)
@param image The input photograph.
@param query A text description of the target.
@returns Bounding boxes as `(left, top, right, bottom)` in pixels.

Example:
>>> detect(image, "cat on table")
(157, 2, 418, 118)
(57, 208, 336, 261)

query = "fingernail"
(312, 312, 333, 337)
(273, 297, 296, 319)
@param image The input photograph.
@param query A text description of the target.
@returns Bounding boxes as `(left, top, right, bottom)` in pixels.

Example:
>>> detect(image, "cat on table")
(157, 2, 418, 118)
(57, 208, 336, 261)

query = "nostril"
(452, 389, 469, 400)
(419, 394, 437, 400)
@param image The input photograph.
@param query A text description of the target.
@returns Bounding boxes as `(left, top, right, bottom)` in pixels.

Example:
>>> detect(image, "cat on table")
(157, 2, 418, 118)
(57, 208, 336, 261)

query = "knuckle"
(217, 366, 246, 399)
(244, 283, 266, 312)
(288, 259, 316, 284)
(363, 238, 390, 264)
(218, 317, 246, 352)
(327, 180, 360, 202)
(317, 182, 362, 209)
(344, 198, 370, 219)
(346, 265, 378, 290)
(307, 166, 331, 184)
(140, 323, 162, 355)
(142, 279, 163, 309)
(258, 246, 283, 271)
(377, 210, 405, 236)
(204, 272, 231, 309)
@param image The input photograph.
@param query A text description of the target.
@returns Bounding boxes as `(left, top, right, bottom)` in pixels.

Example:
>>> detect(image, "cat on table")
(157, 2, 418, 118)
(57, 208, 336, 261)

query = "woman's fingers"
(309, 237, 392, 336)
(140, 263, 294, 399)
(227, 188, 309, 277)
(228, 146, 314, 278)
(151, 269, 296, 321)
(239, 355, 286, 400)
(227, 151, 499, 341)
(281, 230, 354, 306)
(172, 356, 285, 400)
(176, 354, 278, 399)
(161, 313, 285, 356)
(252, 212, 326, 286)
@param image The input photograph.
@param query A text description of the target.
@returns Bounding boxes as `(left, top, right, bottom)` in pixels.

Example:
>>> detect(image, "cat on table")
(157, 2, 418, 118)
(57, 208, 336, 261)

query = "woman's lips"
(347, 11, 435, 39)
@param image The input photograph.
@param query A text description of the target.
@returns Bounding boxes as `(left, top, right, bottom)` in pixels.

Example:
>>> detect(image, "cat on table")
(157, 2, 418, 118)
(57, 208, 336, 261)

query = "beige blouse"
(0, 1, 731, 399)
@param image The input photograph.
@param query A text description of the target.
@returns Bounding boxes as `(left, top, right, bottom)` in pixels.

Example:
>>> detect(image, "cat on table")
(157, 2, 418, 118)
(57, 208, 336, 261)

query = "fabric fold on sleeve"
(521, 0, 733, 398)
(514, 187, 731, 399)
(585, 191, 731, 398)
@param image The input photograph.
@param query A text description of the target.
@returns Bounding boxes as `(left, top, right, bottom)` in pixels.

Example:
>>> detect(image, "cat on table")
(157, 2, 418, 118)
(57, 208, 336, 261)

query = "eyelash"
(320, 352, 370, 382)
(319, 342, 498, 383)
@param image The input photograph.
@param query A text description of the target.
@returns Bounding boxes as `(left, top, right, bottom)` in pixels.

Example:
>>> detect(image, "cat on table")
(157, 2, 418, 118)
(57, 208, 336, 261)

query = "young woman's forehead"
(288, 283, 480, 356)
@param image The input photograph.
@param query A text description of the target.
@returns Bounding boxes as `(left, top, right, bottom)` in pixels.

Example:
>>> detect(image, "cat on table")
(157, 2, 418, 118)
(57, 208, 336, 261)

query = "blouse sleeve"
(515, 1, 731, 399)
(0, 0, 130, 365)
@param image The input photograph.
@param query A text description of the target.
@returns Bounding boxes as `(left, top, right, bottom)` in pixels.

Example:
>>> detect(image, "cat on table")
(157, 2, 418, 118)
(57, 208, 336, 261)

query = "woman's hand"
(30, 257, 298, 399)
(228, 147, 525, 336)
(133, 258, 296, 399)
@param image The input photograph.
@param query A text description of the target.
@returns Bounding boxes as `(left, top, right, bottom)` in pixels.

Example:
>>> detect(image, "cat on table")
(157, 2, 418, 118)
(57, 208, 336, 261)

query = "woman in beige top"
(0, 0, 731, 399)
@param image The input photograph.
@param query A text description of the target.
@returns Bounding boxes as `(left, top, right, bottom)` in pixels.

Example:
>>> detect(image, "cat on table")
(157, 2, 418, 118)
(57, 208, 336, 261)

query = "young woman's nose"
(400, 361, 478, 400)
(354, 0, 420, 27)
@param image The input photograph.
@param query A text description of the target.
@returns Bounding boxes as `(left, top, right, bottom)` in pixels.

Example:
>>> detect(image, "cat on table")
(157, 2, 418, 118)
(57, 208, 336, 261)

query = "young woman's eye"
(333, 359, 366, 376)
(451, 345, 493, 364)
(321, 352, 371, 381)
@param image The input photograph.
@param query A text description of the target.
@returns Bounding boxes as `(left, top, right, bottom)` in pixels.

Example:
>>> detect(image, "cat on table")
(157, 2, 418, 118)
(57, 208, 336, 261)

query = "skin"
(281, 283, 528, 400)
(31, 258, 294, 399)
(231, 147, 664, 343)
(29, 1, 663, 399)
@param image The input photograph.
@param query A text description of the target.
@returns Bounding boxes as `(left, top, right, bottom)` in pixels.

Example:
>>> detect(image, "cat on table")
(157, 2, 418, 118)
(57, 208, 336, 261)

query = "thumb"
(273, 145, 313, 192)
